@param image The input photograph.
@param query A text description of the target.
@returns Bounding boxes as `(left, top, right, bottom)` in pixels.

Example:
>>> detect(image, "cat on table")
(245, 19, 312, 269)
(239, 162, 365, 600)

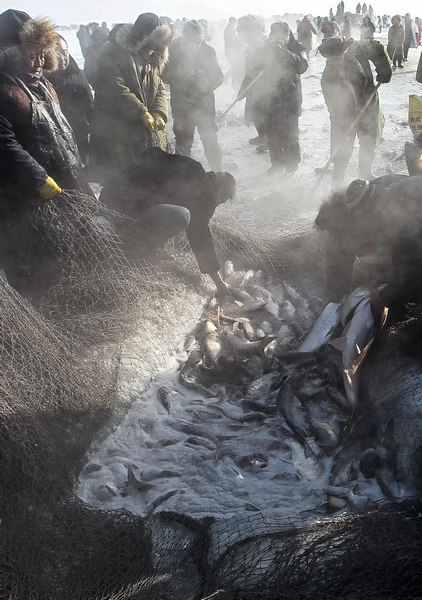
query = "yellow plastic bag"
(408, 95, 422, 137)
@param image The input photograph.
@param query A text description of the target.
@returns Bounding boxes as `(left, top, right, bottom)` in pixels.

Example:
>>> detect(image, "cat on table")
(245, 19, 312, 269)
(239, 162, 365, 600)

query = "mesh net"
(1, 189, 421, 599)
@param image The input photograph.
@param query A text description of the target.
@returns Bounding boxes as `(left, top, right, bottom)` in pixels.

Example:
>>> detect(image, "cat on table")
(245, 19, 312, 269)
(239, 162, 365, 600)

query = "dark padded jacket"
(239, 33, 308, 118)
(162, 37, 223, 116)
(320, 175, 422, 305)
(99, 148, 221, 274)
(46, 56, 93, 161)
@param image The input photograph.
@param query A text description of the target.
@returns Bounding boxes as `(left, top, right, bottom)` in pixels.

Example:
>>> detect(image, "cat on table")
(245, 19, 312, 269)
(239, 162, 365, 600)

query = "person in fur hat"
(0, 9, 91, 288)
(91, 13, 172, 176)
(0, 9, 88, 200)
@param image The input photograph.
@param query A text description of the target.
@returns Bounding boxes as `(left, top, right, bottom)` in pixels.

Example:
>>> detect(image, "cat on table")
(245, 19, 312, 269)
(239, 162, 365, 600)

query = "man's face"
(56, 39, 70, 71)
(20, 47, 45, 77)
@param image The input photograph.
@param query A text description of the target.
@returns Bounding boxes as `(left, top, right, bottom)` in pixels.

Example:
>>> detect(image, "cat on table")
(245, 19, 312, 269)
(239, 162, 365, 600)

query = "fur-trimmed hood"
(0, 17, 58, 73)
(115, 23, 173, 68)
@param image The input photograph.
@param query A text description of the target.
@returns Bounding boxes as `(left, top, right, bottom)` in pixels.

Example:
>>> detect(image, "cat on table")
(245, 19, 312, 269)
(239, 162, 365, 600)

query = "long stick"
(313, 81, 382, 188)
(219, 71, 264, 119)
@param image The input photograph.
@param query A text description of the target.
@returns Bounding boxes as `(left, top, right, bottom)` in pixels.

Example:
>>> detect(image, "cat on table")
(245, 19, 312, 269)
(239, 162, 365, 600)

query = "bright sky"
(5, 0, 421, 24)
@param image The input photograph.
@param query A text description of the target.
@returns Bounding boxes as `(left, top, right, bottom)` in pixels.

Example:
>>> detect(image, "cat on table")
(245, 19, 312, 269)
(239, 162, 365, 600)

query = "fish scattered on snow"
(283, 437, 323, 481)
(145, 490, 179, 516)
(185, 437, 216, 451)
(157, 386, 172, 414)
(325, 485, 372, 511)
(141, 468, 181, 481)
(144, 438, 179, 449)
(126, 465, 156, 493)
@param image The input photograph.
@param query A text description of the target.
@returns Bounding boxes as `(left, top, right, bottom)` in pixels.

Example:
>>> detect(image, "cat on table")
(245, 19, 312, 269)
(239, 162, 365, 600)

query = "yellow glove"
(37, 176, 62, 200)
(140, 111, 156, 131)
(152, 112, 166, 132)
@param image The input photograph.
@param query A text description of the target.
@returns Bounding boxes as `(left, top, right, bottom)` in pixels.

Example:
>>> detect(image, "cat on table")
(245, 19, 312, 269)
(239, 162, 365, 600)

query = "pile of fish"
(174, 271, 411, 511)
(82, 266, 420, 516)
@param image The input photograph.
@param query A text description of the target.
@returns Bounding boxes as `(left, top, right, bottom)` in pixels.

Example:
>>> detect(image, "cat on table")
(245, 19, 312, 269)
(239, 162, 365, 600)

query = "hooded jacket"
(92, 21, 172, 169)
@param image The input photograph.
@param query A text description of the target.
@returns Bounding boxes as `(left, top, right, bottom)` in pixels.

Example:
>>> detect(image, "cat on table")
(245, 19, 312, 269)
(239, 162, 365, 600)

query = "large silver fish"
(283, 437, 323, 481)
(340, 286, 372, 327)
(277, 377, 322, 458)
(298, 302, 342, 353)
(221, 330, 276, 357)
(330, 297, 375, 411)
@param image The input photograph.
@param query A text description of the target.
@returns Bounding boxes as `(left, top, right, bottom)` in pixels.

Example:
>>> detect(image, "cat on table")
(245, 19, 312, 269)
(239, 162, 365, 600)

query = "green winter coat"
(92, 23, 172, 169)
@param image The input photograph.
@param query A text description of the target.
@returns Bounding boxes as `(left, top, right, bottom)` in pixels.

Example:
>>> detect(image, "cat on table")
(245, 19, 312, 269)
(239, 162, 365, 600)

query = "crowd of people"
(0, 5, 422, 310)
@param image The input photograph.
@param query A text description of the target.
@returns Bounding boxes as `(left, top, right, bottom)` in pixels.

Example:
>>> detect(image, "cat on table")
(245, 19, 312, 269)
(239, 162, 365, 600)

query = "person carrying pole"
(319, 36, 391, 189)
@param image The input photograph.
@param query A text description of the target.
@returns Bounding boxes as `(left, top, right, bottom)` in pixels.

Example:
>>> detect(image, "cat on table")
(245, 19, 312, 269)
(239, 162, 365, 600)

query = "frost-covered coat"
(239, 34, 307, 123)
(318, 175, 422, 305)
(297, 20, 317, 53)
(92, 23, 172, 169)
(321, 39, 391, 132)
(238, 35, 267, 127)
(260, 34, 308, 115)
(387, 24, 405, 60)
(46, 56, 93, 161)
(162, 37, 223, 118)
(0, 17, 88, 203)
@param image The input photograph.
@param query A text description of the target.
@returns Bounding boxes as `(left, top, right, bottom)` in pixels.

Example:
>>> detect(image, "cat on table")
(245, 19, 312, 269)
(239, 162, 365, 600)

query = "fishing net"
(1, 186, 421, 600)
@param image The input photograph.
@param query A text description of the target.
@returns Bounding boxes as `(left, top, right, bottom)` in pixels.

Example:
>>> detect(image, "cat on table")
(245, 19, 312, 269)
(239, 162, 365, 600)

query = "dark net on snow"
(1, 188, 421, 599)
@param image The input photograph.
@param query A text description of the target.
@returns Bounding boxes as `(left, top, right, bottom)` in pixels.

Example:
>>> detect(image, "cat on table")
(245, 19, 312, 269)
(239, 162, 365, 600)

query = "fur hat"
(318, 35, 350, 57)
(0, 10, 58, 72)
(132, 12, 161, 42)
(116, 21, 173, 69)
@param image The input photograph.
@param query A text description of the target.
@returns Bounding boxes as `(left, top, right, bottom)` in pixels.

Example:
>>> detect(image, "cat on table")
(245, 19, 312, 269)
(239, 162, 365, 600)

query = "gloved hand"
(140, 111, 156, 130)
(37, 176, 62, 200)
(152, 112, 166, 131)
